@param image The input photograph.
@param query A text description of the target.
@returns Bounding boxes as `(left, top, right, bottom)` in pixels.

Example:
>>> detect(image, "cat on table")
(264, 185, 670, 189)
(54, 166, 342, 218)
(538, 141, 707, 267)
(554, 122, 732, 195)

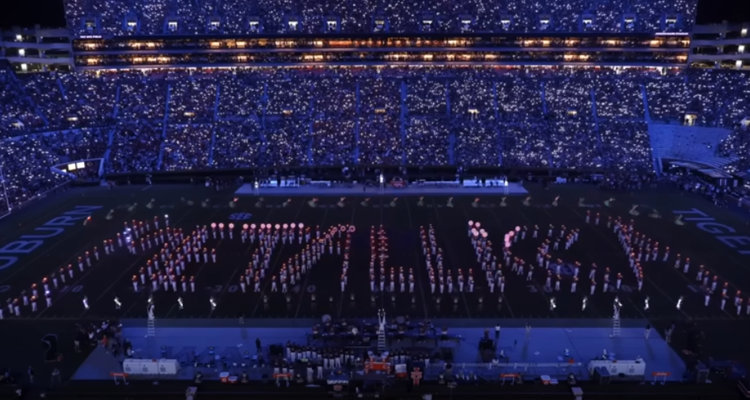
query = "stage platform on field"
(234, 182, 529, 196)
(71, 322, 685, 382)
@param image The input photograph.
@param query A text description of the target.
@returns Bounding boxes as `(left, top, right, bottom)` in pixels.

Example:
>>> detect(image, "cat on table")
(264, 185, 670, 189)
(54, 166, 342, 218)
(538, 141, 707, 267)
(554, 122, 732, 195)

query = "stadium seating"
(1, 65, 749, 216)
(63, 0, 698, 36)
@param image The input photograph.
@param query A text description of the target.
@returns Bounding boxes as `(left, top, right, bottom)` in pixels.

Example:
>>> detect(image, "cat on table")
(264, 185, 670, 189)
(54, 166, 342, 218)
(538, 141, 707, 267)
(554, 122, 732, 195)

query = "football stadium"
(0, 0, 750, 399)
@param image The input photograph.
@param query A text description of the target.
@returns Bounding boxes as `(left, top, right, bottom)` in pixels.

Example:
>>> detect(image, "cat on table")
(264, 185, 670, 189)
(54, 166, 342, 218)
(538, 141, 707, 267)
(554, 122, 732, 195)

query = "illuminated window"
(500, 17, 511, 30)
(539, 16, 551, 30)
(624, 15, 636, 30)
(249, 19, 260, 33)
(18, 49, 25, 57)
(374, 17, 386, 32)
(15, 34, 22, 41)
(327, 19, 337, 31)
(168, 21, 178, 31)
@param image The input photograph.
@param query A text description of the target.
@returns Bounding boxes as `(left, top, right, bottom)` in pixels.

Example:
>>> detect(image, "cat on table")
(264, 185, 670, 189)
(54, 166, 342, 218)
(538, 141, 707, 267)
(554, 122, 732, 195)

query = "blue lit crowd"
(1, 65, 750, 216)
(63, 0, 697, 36)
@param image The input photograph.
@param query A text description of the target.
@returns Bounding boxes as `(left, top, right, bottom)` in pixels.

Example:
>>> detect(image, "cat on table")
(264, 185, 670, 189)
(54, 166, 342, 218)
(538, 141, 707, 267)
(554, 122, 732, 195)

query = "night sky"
(0, 0, 748, 30)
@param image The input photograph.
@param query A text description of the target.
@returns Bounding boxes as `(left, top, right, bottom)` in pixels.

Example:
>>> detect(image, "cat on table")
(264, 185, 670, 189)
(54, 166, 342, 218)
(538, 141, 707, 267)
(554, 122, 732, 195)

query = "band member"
(603, 268, 611, 293)
(132, 275, 139, 292)
(571, 277, 578, 293)
(682, 257, 690, 274)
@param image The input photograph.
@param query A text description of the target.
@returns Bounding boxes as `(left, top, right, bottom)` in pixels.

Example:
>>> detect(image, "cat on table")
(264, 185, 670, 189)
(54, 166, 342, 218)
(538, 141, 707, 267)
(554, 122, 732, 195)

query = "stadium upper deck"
(64, 0, 698, 37)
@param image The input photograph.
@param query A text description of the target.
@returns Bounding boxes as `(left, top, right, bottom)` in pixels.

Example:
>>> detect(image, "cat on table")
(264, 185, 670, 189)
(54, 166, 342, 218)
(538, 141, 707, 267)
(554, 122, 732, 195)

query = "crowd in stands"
(63, 0, 697, 36)
(1, 65, 749, 215)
